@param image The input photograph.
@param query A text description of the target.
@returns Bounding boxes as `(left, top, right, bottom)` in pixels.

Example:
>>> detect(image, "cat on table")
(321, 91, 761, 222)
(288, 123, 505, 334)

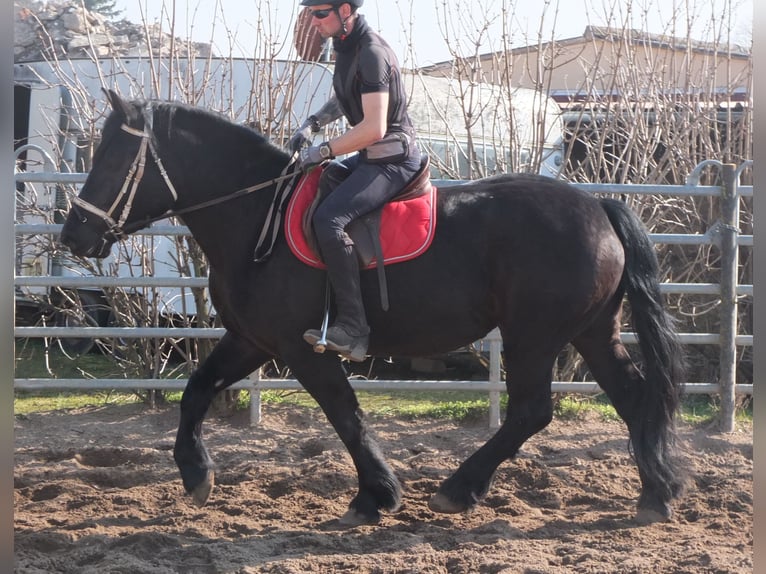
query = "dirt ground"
(14, 402, 752, 573)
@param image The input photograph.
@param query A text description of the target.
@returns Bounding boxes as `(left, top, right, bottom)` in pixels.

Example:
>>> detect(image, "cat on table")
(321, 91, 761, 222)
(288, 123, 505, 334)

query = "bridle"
(70, 104, 298, 244)
(70, 105, 179, 241)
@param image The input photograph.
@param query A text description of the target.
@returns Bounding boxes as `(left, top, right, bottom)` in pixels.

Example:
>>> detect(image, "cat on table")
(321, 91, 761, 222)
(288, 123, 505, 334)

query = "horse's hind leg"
(430, 345, 557, 514)
(572, 305, 684, 523)
(282, 346, 401, 526)
(173, 332, 271, 506)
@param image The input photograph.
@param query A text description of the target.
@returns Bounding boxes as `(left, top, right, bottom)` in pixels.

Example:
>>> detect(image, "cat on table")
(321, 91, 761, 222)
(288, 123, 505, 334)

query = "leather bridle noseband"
(70, 104, 298, 245)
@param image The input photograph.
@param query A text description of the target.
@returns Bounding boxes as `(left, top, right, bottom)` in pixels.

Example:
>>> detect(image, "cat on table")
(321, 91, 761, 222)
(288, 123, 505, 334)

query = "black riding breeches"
(311, 150, 422, 253)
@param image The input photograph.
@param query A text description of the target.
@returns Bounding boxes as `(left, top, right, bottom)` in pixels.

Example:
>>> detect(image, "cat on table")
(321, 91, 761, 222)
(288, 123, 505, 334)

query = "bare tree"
(16, 0, 752, 393)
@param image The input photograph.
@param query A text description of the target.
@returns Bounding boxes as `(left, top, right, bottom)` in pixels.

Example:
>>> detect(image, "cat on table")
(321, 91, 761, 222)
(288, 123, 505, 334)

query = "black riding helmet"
(300, 0, 362, 37)
(299, 0, 363, 8)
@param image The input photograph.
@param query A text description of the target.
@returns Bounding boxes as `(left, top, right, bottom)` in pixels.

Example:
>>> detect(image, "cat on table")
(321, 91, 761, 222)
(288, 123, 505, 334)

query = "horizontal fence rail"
(14, 161, 754, 428)
(12, 276, 755, 298)
(11, 327, 754, 347)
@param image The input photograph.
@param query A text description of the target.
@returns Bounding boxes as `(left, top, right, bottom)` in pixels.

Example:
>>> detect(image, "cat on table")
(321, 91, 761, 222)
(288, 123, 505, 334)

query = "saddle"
(285, 155, 436, 311)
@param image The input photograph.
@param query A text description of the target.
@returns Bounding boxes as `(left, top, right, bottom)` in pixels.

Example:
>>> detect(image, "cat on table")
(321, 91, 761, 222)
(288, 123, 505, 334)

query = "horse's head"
(60, 90, 179, 258)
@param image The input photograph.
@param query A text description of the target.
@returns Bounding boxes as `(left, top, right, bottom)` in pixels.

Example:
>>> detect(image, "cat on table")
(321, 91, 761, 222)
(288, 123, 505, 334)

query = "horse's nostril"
(59, 225, 86, 255)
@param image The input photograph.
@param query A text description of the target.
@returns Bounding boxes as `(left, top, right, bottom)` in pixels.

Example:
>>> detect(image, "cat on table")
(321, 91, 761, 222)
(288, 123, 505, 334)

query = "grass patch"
(245, 389, 493, 423)
(680, 394, 753, 425)
(15, 385, 753, 426)
(554, 394, 621, 422)
(15, 339, 122, 380)
(14, 391, 141, 415)
(14, 340, 751, 426)
(360, 392, 489, 421)
(682, 395, 720, 425)
(14, 388, 493, 422)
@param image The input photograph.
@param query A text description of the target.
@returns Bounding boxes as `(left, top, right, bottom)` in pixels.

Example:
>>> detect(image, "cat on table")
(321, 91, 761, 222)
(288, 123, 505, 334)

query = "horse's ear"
(102, 88, 133, 119)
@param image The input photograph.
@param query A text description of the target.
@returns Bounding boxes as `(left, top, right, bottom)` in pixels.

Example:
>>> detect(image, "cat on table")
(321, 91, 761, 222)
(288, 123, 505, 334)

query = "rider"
(292, 0, 421, 361)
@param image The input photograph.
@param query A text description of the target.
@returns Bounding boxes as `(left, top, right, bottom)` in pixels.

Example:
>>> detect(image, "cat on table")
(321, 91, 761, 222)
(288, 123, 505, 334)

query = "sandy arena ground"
(14, 402, 752, 573)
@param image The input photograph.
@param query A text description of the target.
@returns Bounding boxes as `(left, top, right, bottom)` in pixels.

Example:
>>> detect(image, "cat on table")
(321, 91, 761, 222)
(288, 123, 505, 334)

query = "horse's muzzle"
(60, 220, 115, 259)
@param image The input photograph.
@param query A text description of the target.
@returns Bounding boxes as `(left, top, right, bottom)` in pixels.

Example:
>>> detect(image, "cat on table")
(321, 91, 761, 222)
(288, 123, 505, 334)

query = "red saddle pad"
(285, 167, 437, 270)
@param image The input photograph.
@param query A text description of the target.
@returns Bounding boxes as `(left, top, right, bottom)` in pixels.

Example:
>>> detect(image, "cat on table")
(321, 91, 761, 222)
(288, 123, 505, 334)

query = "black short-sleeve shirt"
(332, 15, 415, 138)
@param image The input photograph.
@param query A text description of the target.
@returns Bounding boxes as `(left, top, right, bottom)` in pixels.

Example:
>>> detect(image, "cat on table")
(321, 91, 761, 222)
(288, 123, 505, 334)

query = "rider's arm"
(309, 95, 344, 130)
(324, 91, 388, 156)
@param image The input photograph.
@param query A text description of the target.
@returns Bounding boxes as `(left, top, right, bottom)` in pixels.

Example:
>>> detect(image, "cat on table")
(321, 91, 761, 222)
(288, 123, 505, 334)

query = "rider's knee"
(312, 211, 349, 248)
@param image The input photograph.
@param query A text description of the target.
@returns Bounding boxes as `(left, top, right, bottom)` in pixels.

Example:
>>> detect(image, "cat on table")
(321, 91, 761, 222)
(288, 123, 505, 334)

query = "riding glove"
(288, 115, 320, 153)
(298, 142, 334, 170)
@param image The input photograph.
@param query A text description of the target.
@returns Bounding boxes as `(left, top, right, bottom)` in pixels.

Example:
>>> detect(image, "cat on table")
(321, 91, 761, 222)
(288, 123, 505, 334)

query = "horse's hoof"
(635, 506, 672, 524)
(190, 470, 215, 507)
(339, 507, 380, 526)
(428, 492, 466, 514)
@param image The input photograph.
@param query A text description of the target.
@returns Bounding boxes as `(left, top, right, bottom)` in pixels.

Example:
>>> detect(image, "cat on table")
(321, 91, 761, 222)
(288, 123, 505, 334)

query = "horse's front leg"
(173, 332, 270, 506)
(283, 346, 401, 526)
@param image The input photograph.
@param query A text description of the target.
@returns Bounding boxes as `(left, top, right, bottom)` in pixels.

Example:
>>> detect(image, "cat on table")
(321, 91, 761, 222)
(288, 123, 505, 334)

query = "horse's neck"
(177, 182, 286, 275)
(160, 109, 290, 272)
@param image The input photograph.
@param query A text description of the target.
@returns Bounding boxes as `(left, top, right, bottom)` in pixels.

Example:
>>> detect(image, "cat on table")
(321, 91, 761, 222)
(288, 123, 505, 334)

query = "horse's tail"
(600, 198, 686, 503)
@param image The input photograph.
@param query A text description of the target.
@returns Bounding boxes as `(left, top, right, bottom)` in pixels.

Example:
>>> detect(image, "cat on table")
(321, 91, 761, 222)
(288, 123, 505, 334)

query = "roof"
(420, 25, 750, 72)
(581, 25, 751, 57)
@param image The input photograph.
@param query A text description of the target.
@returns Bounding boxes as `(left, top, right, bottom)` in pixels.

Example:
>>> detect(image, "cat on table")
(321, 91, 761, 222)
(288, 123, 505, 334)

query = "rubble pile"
(14, 0, 212, 62)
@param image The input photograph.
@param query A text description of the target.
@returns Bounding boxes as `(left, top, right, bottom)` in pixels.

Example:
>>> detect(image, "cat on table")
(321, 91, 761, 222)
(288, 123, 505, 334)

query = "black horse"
(60, 90, 685, 526)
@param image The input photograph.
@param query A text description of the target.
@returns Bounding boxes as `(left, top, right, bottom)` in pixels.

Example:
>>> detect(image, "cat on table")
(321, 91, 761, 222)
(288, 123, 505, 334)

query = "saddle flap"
(285, 166, 437, 270)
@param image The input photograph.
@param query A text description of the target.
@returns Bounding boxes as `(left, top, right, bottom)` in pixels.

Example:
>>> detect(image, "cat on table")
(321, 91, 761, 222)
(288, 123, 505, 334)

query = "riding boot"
(303, 241, 370, 362)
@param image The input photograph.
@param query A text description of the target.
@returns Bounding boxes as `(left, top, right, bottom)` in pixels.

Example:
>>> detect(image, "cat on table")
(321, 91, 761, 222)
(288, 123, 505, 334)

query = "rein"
(120, 170, 297, 236)
(70, 104, 300, 256)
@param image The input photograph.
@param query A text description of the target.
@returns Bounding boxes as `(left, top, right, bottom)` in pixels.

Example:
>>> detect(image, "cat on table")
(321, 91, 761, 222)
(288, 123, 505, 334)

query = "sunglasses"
(311, 8, 334, 19)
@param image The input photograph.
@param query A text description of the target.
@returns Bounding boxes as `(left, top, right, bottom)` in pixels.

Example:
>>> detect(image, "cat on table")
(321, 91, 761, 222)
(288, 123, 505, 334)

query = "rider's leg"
(304, 232, 370, 361)
(303, 154, 420, 360)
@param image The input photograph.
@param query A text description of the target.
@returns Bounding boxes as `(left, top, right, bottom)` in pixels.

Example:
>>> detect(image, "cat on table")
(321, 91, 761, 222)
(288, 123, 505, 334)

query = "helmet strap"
(335, 7, 353, 40)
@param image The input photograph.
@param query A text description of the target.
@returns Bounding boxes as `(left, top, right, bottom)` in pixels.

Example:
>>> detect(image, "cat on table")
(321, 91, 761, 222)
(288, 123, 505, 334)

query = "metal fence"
(14, 160, 753, 429)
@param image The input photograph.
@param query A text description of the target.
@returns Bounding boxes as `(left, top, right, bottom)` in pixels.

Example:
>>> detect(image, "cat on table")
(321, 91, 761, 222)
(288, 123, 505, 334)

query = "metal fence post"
(248, 369, 262, 427)
(488, 329, 502, 429)
(718, 164, 739, 432)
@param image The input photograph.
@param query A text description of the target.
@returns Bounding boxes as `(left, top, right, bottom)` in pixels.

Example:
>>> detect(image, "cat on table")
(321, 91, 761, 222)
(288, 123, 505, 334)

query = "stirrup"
(303, 328, 369, 362)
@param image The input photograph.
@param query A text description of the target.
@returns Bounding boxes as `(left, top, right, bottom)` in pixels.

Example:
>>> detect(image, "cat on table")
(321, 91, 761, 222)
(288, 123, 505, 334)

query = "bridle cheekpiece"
(70, 104, 178, 241)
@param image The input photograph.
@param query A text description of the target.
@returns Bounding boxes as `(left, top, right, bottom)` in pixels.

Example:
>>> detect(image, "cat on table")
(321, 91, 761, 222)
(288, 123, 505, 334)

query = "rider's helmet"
(298, 0, 362, 39)
(299, 0, 363, 8)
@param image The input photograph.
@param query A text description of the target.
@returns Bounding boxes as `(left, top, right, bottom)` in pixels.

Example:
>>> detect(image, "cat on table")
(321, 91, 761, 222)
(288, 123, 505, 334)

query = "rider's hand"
(298, 142, 333, 170)
(297, 145, 324, 170)
(288, 116, 319, 153)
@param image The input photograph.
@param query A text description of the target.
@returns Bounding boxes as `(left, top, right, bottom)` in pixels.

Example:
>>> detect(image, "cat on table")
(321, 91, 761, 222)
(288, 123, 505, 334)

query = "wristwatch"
(319, 142, 335, 160)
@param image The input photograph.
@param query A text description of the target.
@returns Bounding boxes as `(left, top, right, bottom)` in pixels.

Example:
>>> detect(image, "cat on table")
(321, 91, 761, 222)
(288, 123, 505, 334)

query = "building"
(422, 25, 750, 103)
(422, 26, 751, 183)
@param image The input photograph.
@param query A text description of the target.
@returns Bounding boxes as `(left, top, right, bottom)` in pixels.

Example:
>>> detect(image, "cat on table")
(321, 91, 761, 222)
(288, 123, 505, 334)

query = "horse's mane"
(151, 100, 287, 159)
